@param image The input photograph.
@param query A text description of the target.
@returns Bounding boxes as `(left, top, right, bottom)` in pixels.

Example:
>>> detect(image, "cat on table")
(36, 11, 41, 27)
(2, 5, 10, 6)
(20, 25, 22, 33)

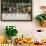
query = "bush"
(5, 26, 18, 39)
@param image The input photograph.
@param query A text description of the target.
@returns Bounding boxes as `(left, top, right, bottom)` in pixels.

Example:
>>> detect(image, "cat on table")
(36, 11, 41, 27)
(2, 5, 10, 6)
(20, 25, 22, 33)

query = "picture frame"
(1, 0, 32, 21)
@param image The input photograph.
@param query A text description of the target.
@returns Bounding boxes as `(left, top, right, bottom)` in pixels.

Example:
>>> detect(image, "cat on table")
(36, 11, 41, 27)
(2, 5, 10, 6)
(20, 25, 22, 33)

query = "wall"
(0, 0, 46, 41)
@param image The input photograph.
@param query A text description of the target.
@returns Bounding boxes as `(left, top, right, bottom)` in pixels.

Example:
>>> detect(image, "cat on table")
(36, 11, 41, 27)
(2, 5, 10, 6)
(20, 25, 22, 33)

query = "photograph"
(1, 0, 32, 21)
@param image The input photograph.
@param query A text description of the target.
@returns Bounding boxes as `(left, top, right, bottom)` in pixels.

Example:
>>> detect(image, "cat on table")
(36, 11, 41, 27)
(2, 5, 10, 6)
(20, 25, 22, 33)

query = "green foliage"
(36, 14, 46, 21)
(5, 26, 18, 38)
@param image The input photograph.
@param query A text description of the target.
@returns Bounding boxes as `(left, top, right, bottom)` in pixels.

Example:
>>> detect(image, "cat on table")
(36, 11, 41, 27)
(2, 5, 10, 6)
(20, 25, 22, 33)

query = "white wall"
(0, 0, 46, 41)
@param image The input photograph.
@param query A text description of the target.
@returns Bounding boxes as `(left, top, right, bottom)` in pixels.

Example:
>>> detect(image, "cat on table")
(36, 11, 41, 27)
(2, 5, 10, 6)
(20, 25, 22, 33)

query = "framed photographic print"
(1, 0, 32, 21)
